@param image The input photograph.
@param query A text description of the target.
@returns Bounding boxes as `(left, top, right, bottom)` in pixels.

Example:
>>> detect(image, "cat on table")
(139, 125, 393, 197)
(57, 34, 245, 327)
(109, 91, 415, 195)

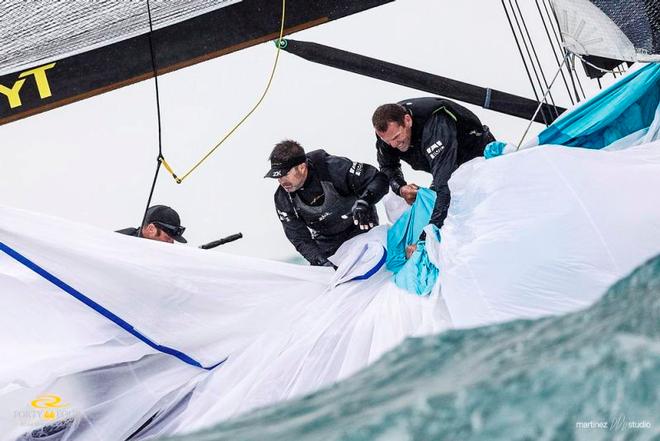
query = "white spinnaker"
(1, 140, 659, 438)
(433, 141, 660, 328)
(0, 211, 443, 439)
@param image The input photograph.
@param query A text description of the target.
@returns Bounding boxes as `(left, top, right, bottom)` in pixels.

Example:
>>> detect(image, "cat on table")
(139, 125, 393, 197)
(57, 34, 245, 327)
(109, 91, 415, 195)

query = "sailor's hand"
(351, 199, 374, 230)
(399, 184, 419, 205)
(405, 243, 418, 259)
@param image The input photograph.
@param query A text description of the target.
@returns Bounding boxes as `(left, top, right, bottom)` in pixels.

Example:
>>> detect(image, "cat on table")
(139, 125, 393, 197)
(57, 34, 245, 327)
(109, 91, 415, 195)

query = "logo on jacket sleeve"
(349, 162, 363, 176)
(426, 140, 445, 159)
(277, 209, 290, 222)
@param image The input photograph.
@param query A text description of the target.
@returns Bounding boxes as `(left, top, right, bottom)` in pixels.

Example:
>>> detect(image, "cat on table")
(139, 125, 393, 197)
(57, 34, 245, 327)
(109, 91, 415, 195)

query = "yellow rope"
(162, 0, 287, 184)
(159, 156, 178, 181)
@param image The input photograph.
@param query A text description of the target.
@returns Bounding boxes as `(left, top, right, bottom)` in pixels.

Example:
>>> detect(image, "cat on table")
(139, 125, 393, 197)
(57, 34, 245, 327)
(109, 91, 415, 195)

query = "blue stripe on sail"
(0, 241, 226, 371)
(350, 246, 388, 281)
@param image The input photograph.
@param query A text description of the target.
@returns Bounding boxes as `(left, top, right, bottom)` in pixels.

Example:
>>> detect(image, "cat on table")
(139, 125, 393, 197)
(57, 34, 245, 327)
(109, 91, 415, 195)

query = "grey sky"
(1, 0, 615, 261)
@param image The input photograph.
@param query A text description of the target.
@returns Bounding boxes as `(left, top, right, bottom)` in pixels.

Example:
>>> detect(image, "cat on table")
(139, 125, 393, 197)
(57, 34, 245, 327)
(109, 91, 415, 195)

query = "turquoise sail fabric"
(537, 63, 660, 149)
(386, 188, 440, 296)
(484, 140, 507, 159)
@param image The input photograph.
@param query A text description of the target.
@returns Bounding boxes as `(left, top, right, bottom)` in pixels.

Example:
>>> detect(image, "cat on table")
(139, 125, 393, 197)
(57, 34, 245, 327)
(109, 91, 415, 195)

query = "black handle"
(199, 233, 243, 249)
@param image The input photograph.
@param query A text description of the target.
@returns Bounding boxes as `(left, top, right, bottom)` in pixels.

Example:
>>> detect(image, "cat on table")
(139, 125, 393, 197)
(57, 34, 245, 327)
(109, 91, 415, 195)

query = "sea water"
(168, 254, 660, 441)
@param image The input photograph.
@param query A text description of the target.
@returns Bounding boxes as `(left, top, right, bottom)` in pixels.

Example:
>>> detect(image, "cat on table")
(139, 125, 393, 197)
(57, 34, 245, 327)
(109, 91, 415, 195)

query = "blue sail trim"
(0, 241, 226, 371)
(349, 246, 388, 281)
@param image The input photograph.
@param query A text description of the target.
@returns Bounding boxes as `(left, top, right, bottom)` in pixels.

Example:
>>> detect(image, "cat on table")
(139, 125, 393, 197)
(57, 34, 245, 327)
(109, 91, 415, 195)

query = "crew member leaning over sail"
(116, 205, 187, 244)
(373, 97, 495, 257)
(265, 140, 389, 267)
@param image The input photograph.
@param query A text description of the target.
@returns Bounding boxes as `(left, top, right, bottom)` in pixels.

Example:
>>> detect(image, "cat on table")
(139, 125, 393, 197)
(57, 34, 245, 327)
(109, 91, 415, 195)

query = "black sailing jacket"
(274, 149, 388, 265)
(376, 97, 494, 227)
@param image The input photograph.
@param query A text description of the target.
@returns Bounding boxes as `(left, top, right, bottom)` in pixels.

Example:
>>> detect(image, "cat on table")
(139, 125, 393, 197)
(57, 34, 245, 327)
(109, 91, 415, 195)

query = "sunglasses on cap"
(153, 221, 186, 237)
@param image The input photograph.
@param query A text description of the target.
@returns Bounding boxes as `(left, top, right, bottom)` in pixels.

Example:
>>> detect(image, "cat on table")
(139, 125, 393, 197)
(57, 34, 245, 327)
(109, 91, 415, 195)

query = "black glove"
(351, 199, 373, 231)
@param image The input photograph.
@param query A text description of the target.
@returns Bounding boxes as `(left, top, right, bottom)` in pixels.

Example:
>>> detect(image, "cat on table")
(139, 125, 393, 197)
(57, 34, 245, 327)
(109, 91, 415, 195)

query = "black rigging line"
(512, 0, 559, 117)
(534, 0, 575, 105)
(543, 0, 583, 102)
(506, 0, 552, 124)
(541, 0, 567, 67)
(500, 0, 550, 125)
(564, 53, 586, 100)
(572, 56, 587, 99)
(508, 1, 545, 97)
(140, 0, 165, 233)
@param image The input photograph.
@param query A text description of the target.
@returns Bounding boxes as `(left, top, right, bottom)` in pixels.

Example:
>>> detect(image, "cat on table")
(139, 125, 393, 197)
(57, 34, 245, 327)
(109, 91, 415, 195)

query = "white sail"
(2, 132, 660, 438)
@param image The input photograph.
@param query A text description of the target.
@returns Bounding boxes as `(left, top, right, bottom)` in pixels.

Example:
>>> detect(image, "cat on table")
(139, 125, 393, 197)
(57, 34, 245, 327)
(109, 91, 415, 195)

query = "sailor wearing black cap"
(266, 140, 388, 267)
(116, 205, 187, 244)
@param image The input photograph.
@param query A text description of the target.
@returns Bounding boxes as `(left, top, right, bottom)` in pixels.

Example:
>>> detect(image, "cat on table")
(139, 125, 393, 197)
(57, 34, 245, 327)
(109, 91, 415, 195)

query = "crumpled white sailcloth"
(0, 210, 445, 440)
(1, 141, 659, 439)
(432, 140, 660, 328)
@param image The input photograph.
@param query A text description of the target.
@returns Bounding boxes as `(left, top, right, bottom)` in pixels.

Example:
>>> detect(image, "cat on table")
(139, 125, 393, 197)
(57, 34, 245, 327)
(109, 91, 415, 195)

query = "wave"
(169, 253, 660, 441)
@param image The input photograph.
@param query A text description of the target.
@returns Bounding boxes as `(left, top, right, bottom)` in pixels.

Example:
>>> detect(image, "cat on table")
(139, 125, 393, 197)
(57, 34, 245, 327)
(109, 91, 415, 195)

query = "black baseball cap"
(144, 205, 187, 243)
(264, 154, 307, 178)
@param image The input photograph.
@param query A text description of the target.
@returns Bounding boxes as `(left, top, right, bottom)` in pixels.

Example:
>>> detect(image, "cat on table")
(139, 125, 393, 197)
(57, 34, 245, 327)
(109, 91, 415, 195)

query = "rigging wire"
(139, 0, 164, 234)
(160, 0, 288, 183)
(507, 0, 554, 122)
(570, 54, 587, 99)
(500, 0, 550, 125)
(500, 0, 540, 100)
(542, 0, 583, 102)
(512, 0, 559, 116)
(534, 0, 575, 105)
(517, 54, 570, 149)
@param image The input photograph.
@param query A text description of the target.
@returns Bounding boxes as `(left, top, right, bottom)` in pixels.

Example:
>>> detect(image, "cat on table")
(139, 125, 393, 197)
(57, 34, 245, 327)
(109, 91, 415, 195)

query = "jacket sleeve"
(274, 193, 328, 266)
(376, 138, 407, 195)
(325, 155, 389, 205)
(423, 114, 459, 228)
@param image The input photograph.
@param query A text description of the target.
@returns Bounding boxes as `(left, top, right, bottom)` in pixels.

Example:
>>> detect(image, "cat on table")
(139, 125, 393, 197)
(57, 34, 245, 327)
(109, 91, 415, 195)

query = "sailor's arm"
(275, 196, 330, 266)
(326, 155, 388, 229)
(325, 155, 389, 204)
(354, 165, 389, 205)
(426, 114, 459, 228)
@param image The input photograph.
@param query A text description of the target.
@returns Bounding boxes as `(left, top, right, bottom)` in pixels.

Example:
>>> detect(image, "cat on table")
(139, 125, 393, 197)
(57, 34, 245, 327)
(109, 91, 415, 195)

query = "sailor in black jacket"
(116, 205, 187, 244)
(373, 97, 495, 230)
(265, 140, 388, 267)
